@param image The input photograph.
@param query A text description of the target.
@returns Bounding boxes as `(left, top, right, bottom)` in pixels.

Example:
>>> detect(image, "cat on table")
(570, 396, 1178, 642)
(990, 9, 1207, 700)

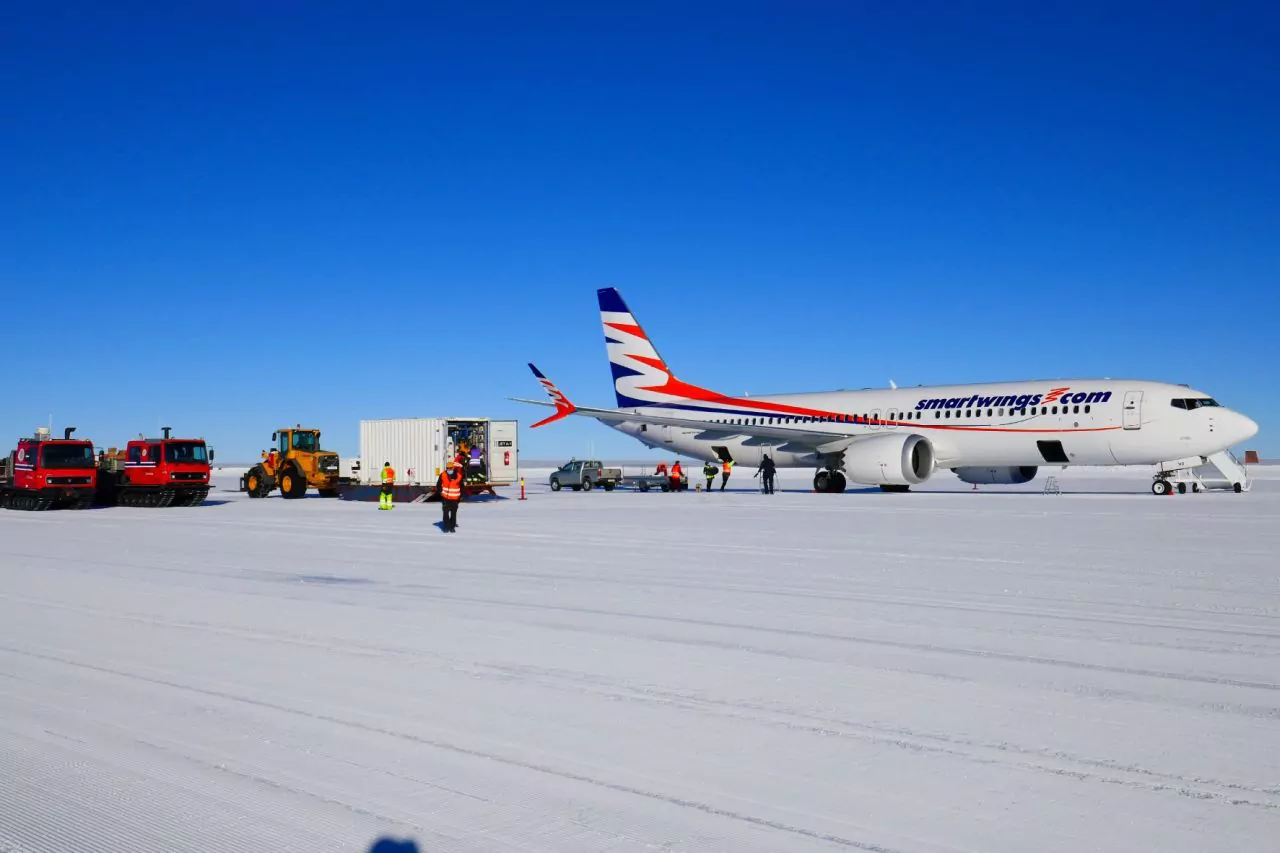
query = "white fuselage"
(607, 379, 1254, 471)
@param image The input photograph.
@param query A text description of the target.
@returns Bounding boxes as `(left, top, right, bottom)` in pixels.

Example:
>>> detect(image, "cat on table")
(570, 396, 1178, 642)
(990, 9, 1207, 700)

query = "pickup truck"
(549, 459, 622, 492)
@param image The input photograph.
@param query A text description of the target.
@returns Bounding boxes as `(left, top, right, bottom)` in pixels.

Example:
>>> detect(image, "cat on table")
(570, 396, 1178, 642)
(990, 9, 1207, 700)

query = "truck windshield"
(293, 432, 319, 451)
(41, 443, 95, 469)
(165, 441, 208, 463)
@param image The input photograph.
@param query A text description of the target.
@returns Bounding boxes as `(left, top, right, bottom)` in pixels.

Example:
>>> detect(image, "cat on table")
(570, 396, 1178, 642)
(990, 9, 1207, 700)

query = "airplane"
(513, 288, 1259, 495)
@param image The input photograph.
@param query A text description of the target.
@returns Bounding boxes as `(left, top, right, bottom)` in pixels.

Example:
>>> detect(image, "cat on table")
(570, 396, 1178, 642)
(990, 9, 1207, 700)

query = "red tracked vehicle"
(96, 427, 213, 507)
(0, 427, 97, 511)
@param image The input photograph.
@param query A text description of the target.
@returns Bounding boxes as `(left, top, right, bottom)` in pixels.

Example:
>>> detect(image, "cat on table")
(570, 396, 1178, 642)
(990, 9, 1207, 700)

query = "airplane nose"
(1227, 411, 1259, 445)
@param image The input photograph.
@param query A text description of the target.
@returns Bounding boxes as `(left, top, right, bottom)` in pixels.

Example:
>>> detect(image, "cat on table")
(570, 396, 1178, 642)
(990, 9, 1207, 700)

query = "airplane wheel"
(813, 471, 831, 492)
(1152, 480, 1171, 496)
(1233, 482, 1242, 493)
(829, 472, 847, 493)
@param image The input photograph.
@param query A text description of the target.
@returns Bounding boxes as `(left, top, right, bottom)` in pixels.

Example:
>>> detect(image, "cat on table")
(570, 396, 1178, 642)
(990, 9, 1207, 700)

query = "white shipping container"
(358, 418, 519, 486)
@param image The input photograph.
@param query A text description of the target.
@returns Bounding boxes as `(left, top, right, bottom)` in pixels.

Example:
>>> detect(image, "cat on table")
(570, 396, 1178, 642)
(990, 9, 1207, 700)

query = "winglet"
(528, 363, 578, 428)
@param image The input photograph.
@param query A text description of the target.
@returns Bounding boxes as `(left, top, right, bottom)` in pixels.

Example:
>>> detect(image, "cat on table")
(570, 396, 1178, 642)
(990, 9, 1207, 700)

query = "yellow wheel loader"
(242, 426, 341, 499)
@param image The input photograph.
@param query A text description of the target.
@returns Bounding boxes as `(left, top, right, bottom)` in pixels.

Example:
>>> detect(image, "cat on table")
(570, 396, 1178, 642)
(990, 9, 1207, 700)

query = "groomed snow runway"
(3, 467, 1279, 852)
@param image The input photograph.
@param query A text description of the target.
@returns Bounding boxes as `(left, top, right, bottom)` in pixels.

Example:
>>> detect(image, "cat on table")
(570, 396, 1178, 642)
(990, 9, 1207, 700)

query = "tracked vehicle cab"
(1, 426, 97, 511)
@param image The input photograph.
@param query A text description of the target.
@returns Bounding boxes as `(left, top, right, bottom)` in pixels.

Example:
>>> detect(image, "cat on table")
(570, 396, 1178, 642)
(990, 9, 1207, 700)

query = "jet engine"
(843, 433, 935, 486)
(951, 466, 1038, 485)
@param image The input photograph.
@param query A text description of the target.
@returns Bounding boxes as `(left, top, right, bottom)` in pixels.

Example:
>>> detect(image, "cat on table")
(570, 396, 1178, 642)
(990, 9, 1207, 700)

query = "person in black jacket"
(759, 454, 777, 494)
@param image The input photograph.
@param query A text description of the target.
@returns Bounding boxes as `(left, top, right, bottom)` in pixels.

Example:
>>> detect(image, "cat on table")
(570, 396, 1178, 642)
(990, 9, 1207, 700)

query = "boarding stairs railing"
(1156, 450, 1251, 494)
(1196, 449, 1252, 493)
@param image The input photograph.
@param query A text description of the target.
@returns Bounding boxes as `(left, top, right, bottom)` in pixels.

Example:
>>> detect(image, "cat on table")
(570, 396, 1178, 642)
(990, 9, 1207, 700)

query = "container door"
(488, 420, 518, 484)
(1122, 391, 1143, 430)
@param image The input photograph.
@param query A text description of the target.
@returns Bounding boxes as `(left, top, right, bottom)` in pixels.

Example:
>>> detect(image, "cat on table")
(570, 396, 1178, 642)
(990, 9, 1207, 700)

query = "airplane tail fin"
(527, 363, 578, 428)
(598, 287, 719, 408)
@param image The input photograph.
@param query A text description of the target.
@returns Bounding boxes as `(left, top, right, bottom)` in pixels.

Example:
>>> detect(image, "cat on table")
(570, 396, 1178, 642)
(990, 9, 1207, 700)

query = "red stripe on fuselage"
(624, 369, 1120, 434)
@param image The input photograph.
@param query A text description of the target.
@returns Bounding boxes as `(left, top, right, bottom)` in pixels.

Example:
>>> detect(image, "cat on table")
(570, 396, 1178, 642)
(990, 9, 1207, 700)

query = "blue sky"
(2, 1, 1277, 462)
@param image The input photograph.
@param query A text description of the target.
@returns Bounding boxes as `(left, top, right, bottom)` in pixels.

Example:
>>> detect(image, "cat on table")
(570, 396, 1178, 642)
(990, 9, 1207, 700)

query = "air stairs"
(1154, 450, 1252, 495)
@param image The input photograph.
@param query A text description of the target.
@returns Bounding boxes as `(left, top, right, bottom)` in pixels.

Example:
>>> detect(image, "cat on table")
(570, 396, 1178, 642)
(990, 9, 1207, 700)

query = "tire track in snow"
(1, 684, 680, 853)
(0, 644, 905, 853)
(6, 602, 1278, 812)
(472, 661, 1280, 811)
(354, 589, 1280, 693)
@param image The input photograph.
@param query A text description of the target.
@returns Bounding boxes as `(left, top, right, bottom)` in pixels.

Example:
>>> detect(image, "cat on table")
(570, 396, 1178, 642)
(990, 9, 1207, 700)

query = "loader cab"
(275, 429, 321, 454)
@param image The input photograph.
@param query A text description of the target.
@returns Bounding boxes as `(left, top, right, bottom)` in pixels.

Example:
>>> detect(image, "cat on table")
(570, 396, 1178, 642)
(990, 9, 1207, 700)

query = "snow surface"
(3, 466, 1279, 852)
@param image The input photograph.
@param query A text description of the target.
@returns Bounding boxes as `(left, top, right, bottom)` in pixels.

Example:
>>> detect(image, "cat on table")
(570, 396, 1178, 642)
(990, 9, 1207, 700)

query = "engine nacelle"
(951, 465, 1038, 485)
(843, 433, 935, 486)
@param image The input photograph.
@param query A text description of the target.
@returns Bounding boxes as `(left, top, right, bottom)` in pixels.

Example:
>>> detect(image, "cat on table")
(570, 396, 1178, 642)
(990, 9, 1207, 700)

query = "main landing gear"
(813, 470, 847, 493)
(1152, 478, 1203, 496)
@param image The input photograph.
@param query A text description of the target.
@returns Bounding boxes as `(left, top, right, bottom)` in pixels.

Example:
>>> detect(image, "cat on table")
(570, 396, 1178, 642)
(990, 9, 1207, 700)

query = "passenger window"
(1084, 405, 1091, 414)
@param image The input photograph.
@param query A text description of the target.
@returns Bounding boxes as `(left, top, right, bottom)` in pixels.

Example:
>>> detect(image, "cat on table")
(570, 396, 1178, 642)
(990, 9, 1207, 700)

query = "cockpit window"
(1170, 398, 1219, 410)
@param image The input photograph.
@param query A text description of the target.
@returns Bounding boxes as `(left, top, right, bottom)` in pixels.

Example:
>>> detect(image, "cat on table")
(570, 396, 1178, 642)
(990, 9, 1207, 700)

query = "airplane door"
(660, 424, 674, 444)
(1122, 391, 1143, 430)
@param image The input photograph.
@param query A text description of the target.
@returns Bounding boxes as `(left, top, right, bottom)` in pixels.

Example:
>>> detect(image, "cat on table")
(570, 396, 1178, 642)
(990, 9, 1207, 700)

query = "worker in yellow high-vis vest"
(379, 461, 396, 510)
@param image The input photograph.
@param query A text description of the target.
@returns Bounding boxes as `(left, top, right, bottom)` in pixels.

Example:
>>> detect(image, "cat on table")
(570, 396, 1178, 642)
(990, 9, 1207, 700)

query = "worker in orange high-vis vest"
(669, 460, 683, 492)
(379, 461, 396, 510)
(720, 459, 733, 491)
(436, 459, 465, 532)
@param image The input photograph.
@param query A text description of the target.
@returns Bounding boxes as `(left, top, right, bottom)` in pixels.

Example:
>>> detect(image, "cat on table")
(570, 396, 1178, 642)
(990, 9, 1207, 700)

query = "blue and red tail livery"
(596, 287, 853, 421)
(598, 287, 729, 409)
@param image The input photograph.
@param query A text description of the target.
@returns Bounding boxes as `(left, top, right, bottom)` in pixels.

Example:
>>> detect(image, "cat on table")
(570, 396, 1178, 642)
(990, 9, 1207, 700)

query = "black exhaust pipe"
(162, 426, 171, 440)
(64, 427, 76, 440)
